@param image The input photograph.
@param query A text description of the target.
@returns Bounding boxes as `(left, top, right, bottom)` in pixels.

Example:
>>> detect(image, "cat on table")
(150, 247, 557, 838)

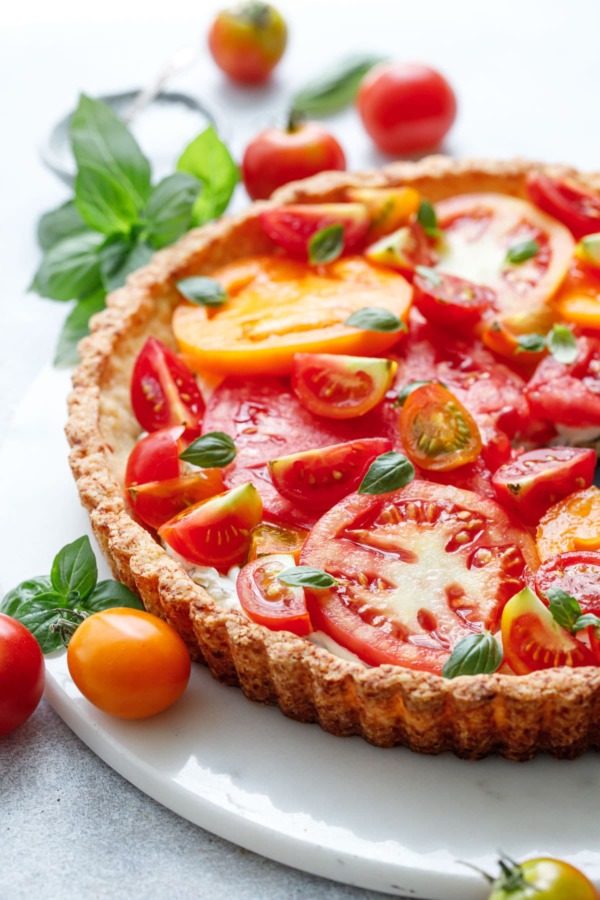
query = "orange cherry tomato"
(247, 522, 308, 563)
(292, 352, 397, 419)
(399, 382, 482, 471)
(208, 2, 287, 85)
(172, 256, 412, 376)
(67, 608, 191, 719)
(536, 487, 600, 561)
(237, 553, 312, 636)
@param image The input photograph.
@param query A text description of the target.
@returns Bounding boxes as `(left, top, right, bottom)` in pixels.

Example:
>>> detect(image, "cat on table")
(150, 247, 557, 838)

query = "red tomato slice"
(237, 553, 312, 636)
(130, 338, 205, 434)
(128, 471, 225, 530)
(158, 483, 263, 570)
(259, 204, 370, 259)
(526, 171, 600, 239)
(300, 481, 538, 673)
(412, 270, 496, 331)
(248, 522, 308, 563)
(125, 426, 186, 486)
(492, 447, 596, 525)
(269, 437, 393, 509)
(501, 586, 595, 674)
(292, 353, 396, 419)
(399, 382, 483, 471)
(525, 334, 600, 428)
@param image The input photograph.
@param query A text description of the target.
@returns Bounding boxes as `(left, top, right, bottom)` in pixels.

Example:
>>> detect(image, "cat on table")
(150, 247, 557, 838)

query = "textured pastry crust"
(66, 156, 600, 760)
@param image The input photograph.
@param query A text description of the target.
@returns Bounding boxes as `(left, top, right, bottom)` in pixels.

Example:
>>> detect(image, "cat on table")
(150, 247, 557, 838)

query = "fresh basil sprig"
(176, 277, 228, 307)
(416, 200, 441, 238)
(0, 536, 143, 652)
(345, 307, 407, 333)
(291, 55, 384, 117)
(358, 451, 415, 494)
(180, 432, 237, 468)
(308, 224, 345, 265)
(515, 324, 578, 364)
(546, 587, 600, 634)
(278, 566, 337, 589)
(505, 238, 539, 264)
(442, 631, 503, 679)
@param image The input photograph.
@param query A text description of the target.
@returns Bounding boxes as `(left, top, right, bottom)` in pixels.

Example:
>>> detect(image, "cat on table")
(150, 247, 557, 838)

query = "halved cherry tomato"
(292, 352, 396, 419)
(552, 259, 600, 330)
(365, 221, 435, 278)
(125, 426, 186, 486)
(173, 256, 413, 376)
(480, 319, 547, 369)
(159, 482, 263, 570)
(269, 437, 392, 509)
(491, 447, 596, 526)
(526, 171, 600, 239)
(259, 203, 369, 259)
(130, 338, 205, 434)
(501, 586, 595, 674)
(301, 482, 538, 673)
(128, 471, 225, 530)
(537, 487, 600, 560)
(0, 614, 45, 737)
(412, 270, 496, 331)
(237, 553, 311, 636)
(525, 334, 600, 428)
(399, 382, 482, 471)
(247, 522, 308, 563)
(208, 2, 287, 86)
(488, 855, 600, 900)
(346, 186, 421, 240)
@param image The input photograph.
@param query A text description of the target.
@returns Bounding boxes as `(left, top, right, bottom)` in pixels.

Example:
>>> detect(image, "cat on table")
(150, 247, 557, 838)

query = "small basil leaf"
(396, 380, 440, 406)
(547, 587, 582, 632)
(358, 451, 415, 494)
(291, 54, 384, 117)
(547, 324, 578, 365)
(176, 277, 228, 307)
(75, 164, 141, 235)
(515, 333, 546, 354)
(50, 535, 98, 601)
(0, 577, 53, 617)
(144, 173, 201, 249)
(177, 126, 239, 226)
(31, 231, 104, 301)
(54, 290, 107, 368)
(179, 432, 236, 468)
(37, 200, 90, 251)
(308, 224, 344, 265)
(345, 307, 407, 333)
(442, 631, 503, 678)
(278, 566, 337, 589)
(416, 200, 440, 237)
(506, 239, 539, 264)
(11, 594, 70, 654)
(85, 580, 144, 612)
(414, 265, 442, 286)
(573, 613, 600, 633)
(99, 233, 153, 293)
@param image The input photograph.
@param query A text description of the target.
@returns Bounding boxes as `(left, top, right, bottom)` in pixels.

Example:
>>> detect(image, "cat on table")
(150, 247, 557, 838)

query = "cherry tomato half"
(357, 62, 457, 155)
(537, 487, 600, 560)
(346, 186, 421, 241)
(259, 203, 369, 259)
(208, 2, 287, 85)
(247, 522, 308, 563)
(125, 426, 186, 486)
(128, 471, 225, 530)
(526, 171, 600, 239)
(292, 352, 396, 419)
(237, 553, 312, 636)
(365, 221, 435, 278)
(0, 614, 45, 737)
(67, 608, 191, 719)
(242, 121, 346, 200)
(130, 338, 204, 434)
(412, 271, 496, 331)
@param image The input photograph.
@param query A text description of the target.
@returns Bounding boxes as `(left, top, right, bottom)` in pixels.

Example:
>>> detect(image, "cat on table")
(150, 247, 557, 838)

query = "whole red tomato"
(357, 62, 457, 155)
(208, 2, 287, 85)
(0, 614, 45, 737)
(242, 121, 346, 200)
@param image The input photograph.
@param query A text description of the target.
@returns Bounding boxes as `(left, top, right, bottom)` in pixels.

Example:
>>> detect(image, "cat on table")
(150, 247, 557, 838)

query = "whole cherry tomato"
(242, 121, 346, 200)
(487, 854, 600, 900)
(357, 62, 457, 155)
(208, 2, 287, 85)
(67, 608, 191, 719)
(0, 614, 45, 737)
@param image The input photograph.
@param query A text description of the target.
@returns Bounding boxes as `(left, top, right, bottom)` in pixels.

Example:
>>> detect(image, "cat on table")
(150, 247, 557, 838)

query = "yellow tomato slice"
(173, 256, 413, 376)
(536, 486, 600, 560)
(552, 260, 600, 329)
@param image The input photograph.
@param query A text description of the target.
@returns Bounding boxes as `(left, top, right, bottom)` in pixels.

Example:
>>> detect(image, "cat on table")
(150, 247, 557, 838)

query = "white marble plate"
(2, 368, 600, 899)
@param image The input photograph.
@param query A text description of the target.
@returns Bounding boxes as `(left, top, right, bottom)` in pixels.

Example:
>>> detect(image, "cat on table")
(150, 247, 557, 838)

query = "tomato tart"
(67, 156, 600, 760)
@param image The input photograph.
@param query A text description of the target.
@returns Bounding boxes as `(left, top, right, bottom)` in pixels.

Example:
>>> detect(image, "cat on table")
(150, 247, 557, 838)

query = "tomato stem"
(287, 107, 305, 132)
(48, 609, 90, 647)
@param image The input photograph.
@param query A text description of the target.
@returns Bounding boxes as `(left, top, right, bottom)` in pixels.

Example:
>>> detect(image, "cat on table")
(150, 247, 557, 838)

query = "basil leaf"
(177, 126, 239, 226)
(176, 276, 228, 307)
(345, 307, 407, 333)
(50, 535, 97, 601)
(86, 579, 144, 612)
(11, 594, 69, 654)
(442, 631, 503, 678)
(308, 224, 344, 265)
(31, 231, 104, 301)
(358, 451, 415, 494)
(54, 290, 107, 368)
(547, 324, 578, 365)
(278, 566, 337, 589)
(414, 265, 442, 286)
(70, 94, 151, 210)
(179, 432, 236, 468)
(396, 380, 437, 406)
(99, 233, 153, 293)
(0, 577, 53, 617)
(37, 200, 90, 251)
(75, 164, 140, 235)
(291, 54, 384, 117)
(506, 239, 539, 264)
(573, 613, 600, 632)
(416, 200, 440, 237)
(547, 587, 582, 632)
(515, 333, 546, 354)
(144, 173, 201, 249)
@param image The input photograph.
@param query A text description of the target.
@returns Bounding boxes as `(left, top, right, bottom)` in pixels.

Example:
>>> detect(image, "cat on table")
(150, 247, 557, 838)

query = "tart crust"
(66, 156, 600, 760)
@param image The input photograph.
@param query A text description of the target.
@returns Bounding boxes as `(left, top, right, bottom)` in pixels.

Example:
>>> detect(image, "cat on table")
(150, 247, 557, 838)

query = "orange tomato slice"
(172, 256, 412, 376)
(552, 260, 600, 329)
(536, 486, 600, 560)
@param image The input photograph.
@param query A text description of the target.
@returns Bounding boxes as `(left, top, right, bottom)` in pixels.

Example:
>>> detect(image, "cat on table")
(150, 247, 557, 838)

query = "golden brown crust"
(66, 156, 600, 760)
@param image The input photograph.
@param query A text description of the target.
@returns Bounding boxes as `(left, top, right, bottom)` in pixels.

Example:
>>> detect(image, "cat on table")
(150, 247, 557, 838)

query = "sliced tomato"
(300, 481, 538, 673)
(269, 437, 392, 509)
(130, 337, 205, 433)
(412, 270, 496, 331)
(526, 171, 600, 239)
(537, 487, 600, 560)
(492, 447, 596, 526)
(173, 256, 412, 376)
(365, 221, 435, 278)
(158, 482, 263, 570)
(292, 352, 396, 419)
(501, 585, 595, 674)
(125, 426, 186, 486)
(399, 382, 483, 471)
(237, 553, 312, 636)
(128, 471, 225, 530)
(480, 319, 547, 369)
(248, 522, 308, 563)
(525, 334, 600, 428)
(259, 204, 370, 258)
(552, 259, 600, 330)
(346, 186, 421, 240)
